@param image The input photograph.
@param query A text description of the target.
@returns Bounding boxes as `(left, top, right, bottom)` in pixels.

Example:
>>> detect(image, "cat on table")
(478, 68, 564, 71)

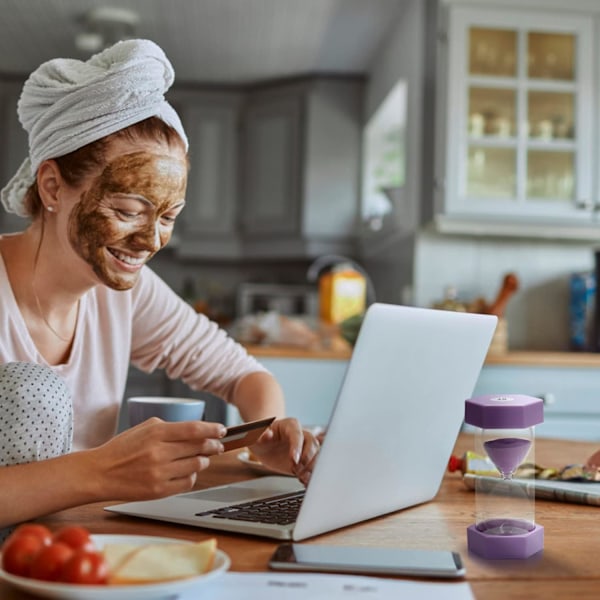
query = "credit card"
(221, 416, 276, 451)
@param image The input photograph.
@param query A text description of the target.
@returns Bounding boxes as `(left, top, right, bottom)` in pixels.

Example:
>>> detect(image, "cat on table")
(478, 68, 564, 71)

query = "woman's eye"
(117, 209, 139, 219)
(161, 215, 177, 225)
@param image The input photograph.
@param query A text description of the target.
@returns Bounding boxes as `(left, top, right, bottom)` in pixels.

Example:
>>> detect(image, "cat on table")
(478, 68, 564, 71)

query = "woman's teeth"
(109, 249, 145, 265)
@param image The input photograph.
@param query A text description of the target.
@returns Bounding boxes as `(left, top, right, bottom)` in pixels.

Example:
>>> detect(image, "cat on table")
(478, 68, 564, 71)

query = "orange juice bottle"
(319, 263, 367, 324)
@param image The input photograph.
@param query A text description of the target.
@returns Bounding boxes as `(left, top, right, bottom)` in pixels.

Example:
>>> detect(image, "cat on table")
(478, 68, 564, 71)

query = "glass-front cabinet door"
(439, 6, 594, 228)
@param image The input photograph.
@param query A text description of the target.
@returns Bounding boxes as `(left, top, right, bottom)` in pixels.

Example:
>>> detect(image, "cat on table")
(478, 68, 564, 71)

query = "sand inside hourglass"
(483, 437, 531, 478)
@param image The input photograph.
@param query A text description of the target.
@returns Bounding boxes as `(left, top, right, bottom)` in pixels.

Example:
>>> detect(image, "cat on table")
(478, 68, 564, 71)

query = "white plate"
(0, 534, 230, 600)
(237, 450, 292, 476)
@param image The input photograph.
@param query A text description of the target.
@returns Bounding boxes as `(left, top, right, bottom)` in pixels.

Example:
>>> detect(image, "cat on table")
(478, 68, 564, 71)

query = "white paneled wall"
(414, 231, 596, 350)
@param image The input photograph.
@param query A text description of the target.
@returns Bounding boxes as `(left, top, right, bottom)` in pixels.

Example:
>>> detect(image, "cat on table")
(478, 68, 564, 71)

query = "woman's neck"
(0, 228, 87, 365)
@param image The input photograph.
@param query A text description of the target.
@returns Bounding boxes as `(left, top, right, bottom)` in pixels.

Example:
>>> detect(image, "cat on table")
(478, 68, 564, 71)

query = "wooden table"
(2, 435, 599, 599)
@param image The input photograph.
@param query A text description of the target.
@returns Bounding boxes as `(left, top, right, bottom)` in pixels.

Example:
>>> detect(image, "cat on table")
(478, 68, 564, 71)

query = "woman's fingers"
(272, 417, 305, 463)
(163, 454, 210, 482)
(122, 446, 213, 499)
(250, 417, 322, 481)
(148, 469, 202, 498)
(137, 418, 226, 443)
(96, 419, 228, 501)
(132, 419, 226, 458)
(292, 431, 320, 484)
(293, 452, 319, 486)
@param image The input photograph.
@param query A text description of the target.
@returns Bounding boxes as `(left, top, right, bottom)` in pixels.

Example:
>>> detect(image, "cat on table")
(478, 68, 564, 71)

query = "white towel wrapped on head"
(1, 38, 188, 217)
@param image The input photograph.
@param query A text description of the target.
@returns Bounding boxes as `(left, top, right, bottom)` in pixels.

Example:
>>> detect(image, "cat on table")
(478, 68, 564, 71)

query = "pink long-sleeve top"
(0, 256, 267, 450)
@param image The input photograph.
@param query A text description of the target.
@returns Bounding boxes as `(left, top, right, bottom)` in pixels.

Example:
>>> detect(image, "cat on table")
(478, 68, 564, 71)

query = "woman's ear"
(36, 160, 62, 211)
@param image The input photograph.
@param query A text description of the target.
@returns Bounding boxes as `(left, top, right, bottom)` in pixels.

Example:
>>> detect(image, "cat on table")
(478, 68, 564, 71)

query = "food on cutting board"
(1, 523, 217, 585)
(433, 273, 520, 318)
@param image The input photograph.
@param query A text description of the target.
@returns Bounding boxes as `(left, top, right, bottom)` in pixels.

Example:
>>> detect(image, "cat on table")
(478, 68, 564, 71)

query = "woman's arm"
(231, 370, 286, 421)
(231, 371, 319, 484)
(0, 452, 101, 528)
(0, 419, 226, 529)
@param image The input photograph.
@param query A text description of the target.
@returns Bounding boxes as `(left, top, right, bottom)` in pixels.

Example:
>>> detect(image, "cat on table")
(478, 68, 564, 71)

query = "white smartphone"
(269, 543, 465, 578)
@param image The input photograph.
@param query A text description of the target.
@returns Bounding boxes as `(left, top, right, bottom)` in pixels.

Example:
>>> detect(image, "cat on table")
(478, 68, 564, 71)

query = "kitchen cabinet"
(257, 356, 349, 426)
(168, 89, 243, 259)
(247, 355, 600, 441)
(124, 349, 600, 441)
(0, 80, 29, 234)
(473, 361, 600, 442)
(246, 350, 600, 442)
(167, 78, 364, 260)
(240, 78, 364, 258)
(434, 3, 597, 239)
(240, 92, 301, 237)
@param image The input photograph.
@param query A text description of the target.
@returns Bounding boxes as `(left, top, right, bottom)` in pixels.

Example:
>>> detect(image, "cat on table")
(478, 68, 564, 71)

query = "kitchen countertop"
(484, 350, 600, 368)
(244, 339, 353, 360)
(245, 344, 600, 367)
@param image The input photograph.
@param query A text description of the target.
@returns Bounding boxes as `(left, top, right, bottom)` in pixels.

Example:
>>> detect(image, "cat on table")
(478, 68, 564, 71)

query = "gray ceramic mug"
(127, 396, 206, 427)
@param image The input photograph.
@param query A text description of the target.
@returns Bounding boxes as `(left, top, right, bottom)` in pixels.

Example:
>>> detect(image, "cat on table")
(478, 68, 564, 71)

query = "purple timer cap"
(465, 394, 543, 429)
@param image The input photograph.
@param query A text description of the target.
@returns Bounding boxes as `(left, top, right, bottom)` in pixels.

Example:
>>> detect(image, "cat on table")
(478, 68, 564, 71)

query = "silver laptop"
(106, 303, 497, 541)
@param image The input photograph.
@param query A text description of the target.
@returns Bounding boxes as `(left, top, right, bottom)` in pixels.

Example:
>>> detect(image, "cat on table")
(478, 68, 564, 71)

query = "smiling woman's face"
(67, 142, 187, 290)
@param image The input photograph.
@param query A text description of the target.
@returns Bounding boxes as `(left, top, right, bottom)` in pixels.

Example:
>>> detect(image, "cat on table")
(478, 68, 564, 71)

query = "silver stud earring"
(46, 205, 55, 212)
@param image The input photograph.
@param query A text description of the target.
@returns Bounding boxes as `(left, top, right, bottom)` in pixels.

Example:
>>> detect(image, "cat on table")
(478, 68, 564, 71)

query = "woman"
(0, 39, 318, 533)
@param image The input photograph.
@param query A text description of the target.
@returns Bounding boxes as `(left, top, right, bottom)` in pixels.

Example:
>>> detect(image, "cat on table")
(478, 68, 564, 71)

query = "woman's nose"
(134, 221, 162, 251)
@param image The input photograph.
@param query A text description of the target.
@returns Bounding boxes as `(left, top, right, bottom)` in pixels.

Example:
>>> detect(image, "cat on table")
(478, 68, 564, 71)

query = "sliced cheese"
(102, 543, 139, 574)
(108, 538, 217, 585)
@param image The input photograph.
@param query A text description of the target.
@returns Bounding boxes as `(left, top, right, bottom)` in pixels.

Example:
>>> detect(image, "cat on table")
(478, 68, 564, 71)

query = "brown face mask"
(68, 150, 187, 290)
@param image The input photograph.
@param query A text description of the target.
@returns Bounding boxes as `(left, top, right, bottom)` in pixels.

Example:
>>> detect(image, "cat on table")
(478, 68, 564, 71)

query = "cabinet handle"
(576, 199, 593, 210)
(538, 393, 556, 406)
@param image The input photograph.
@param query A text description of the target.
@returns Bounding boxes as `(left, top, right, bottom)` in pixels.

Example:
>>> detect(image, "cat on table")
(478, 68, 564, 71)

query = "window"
(361, 80, 407, 227)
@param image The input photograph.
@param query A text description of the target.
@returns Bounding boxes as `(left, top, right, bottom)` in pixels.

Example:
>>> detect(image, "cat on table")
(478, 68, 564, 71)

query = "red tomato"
(5, 524, 52, 548)
(52, 526, 95, 552)
(1, 534, 45, 577)
(29, 542, 74, 582)
(59, 550, 108, 585)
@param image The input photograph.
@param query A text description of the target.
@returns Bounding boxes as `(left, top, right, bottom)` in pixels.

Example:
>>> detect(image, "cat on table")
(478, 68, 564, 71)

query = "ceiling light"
(74, 32, 104, 53)
(86, 6, 140, 28)
(75, 6, 140, 53)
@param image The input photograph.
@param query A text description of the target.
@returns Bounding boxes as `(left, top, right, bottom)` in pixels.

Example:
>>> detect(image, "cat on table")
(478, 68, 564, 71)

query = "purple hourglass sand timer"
(465, 394, 544, 559)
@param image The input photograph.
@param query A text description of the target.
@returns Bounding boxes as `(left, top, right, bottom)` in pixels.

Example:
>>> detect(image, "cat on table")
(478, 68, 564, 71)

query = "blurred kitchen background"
(4, 0, 600, 435)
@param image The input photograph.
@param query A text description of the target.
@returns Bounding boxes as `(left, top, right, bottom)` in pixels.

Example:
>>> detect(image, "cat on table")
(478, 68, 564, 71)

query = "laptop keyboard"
(195, 490, 305, 525)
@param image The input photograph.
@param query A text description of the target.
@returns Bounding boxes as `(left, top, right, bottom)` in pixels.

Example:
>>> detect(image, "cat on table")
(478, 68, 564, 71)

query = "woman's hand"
(87, 418, 226, 501)
(248, 418, 320, 485)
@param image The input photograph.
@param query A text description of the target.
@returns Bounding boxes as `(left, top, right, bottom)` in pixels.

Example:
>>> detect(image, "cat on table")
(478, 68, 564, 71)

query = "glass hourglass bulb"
(483, 436, 531, 479)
